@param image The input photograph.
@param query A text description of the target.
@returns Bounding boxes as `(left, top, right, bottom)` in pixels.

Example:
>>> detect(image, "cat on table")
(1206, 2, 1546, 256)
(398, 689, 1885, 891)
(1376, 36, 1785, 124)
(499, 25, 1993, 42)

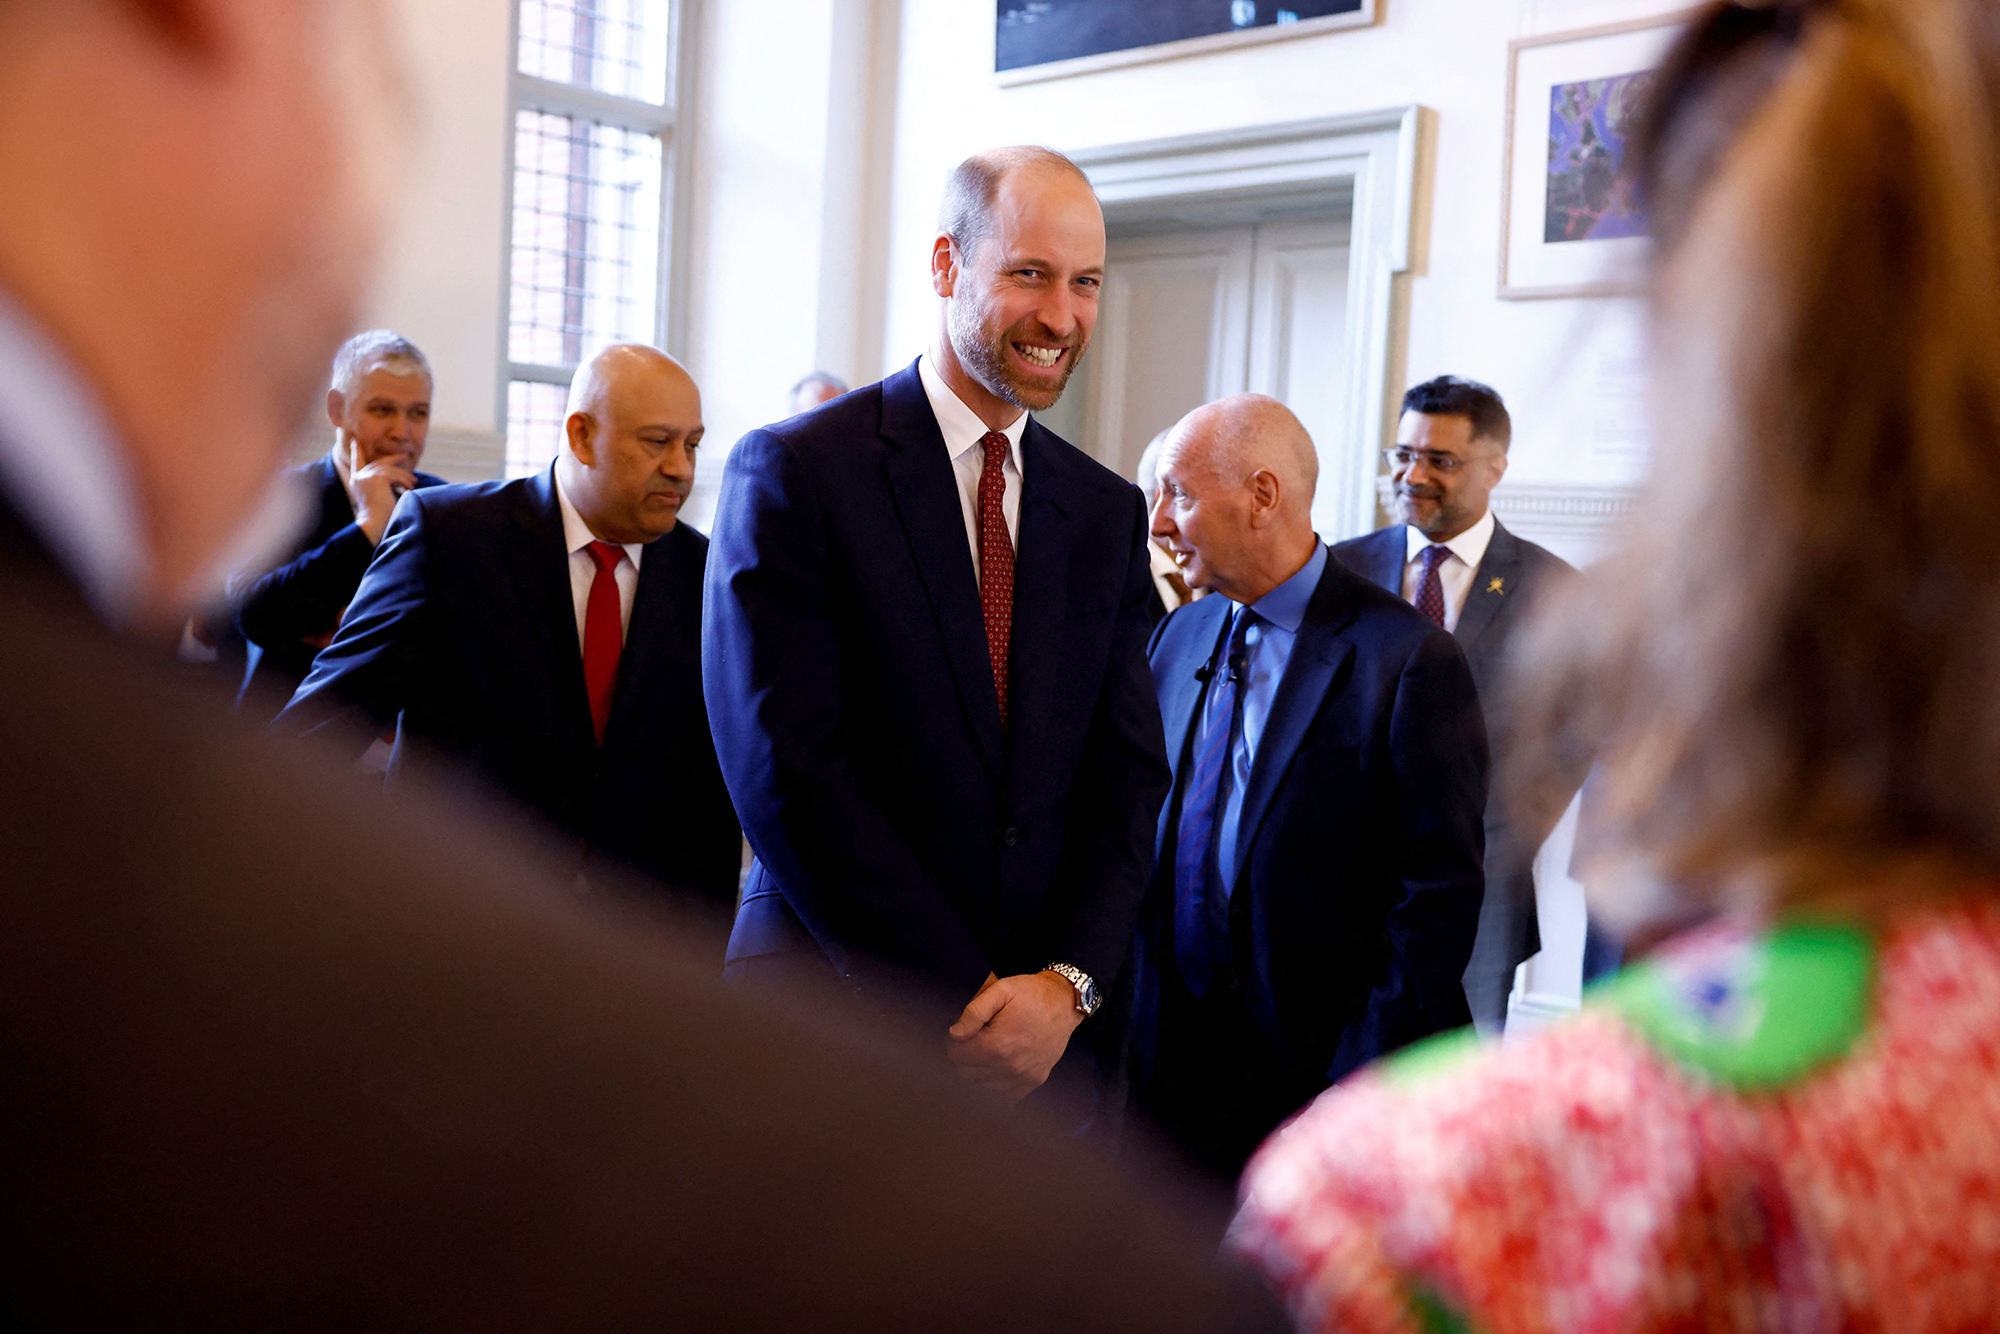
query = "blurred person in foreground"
(1133, 395, 1487, 1185)
(275, 344, 742, 913)
(789, 369, 848, 416)
(0, 1, 1287, 1327)
(1232, 0, 2000, 1329)
(233, 330, 445, 718)
(1334, 376, 1580, 1034)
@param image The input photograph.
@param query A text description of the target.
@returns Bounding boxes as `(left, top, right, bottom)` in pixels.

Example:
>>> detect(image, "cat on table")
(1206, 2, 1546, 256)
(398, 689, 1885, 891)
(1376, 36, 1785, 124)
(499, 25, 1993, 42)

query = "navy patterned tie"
(1173, 605, 1256, 997)
(1414, 543, 1450, 628)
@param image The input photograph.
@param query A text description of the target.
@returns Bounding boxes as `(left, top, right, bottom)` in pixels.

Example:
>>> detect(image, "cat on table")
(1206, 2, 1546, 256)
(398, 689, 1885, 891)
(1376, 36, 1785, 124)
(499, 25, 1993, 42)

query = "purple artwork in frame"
(1544, 70, 1654, 244)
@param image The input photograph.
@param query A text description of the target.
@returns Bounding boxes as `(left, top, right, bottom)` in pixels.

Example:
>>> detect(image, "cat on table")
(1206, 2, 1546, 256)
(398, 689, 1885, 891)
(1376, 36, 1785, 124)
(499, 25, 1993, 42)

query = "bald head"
(1165, 395, 1318, 512)
(558, 345, 703, 544)
(1150, 395, 1322, 604)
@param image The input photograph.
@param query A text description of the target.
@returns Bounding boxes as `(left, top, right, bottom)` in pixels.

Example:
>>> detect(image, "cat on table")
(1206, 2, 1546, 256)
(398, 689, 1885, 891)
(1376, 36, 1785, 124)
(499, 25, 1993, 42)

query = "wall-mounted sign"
(996, 0, 1374, 86)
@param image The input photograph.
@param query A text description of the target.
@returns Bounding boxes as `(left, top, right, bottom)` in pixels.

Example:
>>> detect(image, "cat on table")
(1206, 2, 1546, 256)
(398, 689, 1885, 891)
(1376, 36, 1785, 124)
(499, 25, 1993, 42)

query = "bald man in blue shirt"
(1131, 394, 1488, 1182)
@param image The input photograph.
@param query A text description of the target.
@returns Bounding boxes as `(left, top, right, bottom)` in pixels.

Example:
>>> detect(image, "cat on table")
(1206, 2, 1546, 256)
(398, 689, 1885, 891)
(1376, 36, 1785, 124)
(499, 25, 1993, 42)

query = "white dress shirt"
(554, 471, 644, 651)
(917, 353, 1026, 585)
(1400, 508, 1496, 633)
(0, 289, 147, 621)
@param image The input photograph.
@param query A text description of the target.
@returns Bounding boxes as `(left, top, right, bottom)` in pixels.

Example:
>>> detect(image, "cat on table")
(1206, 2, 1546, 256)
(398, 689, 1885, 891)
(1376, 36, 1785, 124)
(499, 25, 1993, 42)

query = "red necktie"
(583, 540, 625, 743)
(977, 431, 1015, 725)
(1414, 543, 1450, 628)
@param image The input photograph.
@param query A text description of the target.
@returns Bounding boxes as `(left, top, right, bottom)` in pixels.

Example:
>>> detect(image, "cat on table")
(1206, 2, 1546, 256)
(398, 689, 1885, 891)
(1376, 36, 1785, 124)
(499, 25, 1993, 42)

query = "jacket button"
(1002, 827, 1020, 848)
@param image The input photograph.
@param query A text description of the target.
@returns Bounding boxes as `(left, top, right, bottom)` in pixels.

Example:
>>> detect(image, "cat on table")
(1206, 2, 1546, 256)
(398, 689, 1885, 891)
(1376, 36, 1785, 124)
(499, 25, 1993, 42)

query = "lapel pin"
(1487, 577, 1505, 595)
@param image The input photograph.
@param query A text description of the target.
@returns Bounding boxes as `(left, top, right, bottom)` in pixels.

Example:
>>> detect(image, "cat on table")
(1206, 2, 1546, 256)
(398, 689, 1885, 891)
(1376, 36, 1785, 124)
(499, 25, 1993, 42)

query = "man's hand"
(946, 969, 1083, 1102)
(346, 443, 418, 546)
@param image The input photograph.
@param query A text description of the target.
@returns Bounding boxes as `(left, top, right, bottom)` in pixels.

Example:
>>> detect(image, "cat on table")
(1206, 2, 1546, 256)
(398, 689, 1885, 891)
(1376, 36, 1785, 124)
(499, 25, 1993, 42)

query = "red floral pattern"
(1232, 903, 2000, 1334)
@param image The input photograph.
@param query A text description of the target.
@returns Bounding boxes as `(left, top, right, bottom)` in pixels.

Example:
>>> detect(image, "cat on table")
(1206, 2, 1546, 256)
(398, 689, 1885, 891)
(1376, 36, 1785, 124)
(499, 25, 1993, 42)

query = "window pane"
(507, 380, 571, 478)
(509, 111, 664, 369)
(518, 0, 672, 106)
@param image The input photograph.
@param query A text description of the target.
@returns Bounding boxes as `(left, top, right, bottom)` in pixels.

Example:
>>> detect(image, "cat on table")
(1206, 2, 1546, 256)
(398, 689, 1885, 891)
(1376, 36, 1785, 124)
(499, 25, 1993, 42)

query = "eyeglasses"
(1382, 447, 1474, 475)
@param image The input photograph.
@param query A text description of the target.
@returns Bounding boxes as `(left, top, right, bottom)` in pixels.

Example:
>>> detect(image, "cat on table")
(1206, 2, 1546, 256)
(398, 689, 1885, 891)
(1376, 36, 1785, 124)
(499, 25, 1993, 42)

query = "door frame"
(1067, 107, 1424, 542)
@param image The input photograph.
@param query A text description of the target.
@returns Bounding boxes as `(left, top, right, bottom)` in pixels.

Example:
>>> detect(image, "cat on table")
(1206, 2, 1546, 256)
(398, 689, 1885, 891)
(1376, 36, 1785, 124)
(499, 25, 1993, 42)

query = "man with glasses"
(1333, 376, 1579, 1034)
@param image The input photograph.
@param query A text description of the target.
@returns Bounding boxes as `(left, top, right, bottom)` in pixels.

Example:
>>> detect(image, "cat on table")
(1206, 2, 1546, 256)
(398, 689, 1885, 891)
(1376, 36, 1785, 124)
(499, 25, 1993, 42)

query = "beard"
(947, 300, 1089, 413)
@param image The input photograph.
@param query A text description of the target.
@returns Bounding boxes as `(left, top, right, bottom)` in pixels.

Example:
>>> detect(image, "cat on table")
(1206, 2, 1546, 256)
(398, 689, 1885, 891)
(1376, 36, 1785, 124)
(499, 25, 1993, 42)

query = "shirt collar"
(553, 468, 645, 569)
(1405, 507, 1496, 570)
(1244, 540, 1326, 636)
(0, 288, 148, 622)
(917, 352, 1028, 472)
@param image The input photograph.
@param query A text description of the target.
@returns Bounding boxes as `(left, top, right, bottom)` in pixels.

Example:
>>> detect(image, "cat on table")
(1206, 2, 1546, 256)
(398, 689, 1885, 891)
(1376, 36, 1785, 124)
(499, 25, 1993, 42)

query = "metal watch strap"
(1043, 962, 1099, 1016)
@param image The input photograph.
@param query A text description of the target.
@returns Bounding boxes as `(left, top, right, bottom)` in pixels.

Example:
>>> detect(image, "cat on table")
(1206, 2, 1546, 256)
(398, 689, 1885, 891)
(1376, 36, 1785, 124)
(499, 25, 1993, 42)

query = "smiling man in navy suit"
(276, 345, 740, 910)
(704, 146, 1170, 1108)
(1135, 395, 1487, 1182)
(1331, 376, 1579, 1034)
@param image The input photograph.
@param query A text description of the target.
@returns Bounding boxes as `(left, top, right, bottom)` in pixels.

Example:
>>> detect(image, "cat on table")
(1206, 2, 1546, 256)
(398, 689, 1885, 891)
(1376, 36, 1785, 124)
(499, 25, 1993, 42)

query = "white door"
(1077, 226, 1254, 483)
(1062, 217, 1353, 532)
(1247, 218, 1352, 538)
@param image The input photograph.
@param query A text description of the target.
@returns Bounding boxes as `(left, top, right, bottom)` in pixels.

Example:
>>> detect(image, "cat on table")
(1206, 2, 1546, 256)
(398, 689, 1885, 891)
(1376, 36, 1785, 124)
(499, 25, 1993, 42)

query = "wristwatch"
(1043, 962, 1102, 1017)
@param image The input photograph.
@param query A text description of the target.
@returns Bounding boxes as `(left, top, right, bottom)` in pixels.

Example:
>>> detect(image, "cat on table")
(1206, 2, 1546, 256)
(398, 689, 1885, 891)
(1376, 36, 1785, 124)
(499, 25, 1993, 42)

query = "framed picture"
(1499, 12, 1691, 300)
(995, 0, 1375, 87)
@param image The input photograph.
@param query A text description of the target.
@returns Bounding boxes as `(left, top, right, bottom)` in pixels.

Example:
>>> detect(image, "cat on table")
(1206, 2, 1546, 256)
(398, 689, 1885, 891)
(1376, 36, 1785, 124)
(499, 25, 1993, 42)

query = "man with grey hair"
(1134, 393, 1487, 1182)
(706, 145, 1170, 1117)
(277, 344, 741, 909)
(788, 370, 849, 416)
(233, 329, 444, 715)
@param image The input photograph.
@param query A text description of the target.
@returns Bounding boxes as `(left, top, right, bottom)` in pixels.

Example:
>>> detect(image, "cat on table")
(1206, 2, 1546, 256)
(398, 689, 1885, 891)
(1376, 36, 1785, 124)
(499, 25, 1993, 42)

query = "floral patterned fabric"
(1231, 902, 2000, 1334)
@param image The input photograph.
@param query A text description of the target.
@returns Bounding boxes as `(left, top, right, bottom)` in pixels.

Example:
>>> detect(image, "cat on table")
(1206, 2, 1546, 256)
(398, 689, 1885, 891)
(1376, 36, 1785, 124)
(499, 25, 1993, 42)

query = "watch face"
(1078, 977, 1101, 1014)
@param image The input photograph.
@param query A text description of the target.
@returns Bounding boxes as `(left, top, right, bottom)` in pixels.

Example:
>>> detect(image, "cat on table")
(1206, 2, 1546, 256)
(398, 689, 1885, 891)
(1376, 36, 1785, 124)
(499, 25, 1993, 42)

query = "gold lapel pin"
(1487, 577, 1505, 595)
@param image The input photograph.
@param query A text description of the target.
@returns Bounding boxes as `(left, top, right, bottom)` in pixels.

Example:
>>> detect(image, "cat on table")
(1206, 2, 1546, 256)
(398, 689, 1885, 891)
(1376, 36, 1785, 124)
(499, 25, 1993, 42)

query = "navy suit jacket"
(703, 360, 1171, 1020)
(1331, 519, 1579, 1027)
(236, 453, 445, 711)
(273, 465, 741, 906)
(1134, 552, 1487, 1091)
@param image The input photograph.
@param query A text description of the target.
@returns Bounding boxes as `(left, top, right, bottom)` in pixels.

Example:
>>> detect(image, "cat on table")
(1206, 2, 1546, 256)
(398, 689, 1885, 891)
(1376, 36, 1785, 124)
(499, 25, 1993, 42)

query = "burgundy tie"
(583, 540, 625, 743)
(1414, 543, 1450, 628)
(977, 431, 1015, 724)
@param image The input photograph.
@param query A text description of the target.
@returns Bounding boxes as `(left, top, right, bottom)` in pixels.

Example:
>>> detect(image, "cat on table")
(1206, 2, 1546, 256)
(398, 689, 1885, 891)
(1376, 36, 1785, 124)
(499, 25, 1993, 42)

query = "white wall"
(371, 0, 1677, 522)
(357, 0, 512, 480)
(872, 0, 1674, 511)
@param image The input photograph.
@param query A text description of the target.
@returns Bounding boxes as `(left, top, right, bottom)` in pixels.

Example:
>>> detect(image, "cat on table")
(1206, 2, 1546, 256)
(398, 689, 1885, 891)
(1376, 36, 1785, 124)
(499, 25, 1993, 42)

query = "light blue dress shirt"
(1194, 541, 1327, 903)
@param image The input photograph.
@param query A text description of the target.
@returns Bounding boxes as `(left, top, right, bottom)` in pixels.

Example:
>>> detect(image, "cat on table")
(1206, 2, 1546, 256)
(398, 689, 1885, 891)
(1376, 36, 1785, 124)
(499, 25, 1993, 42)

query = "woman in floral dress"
(1231, 1, 2000, 1329)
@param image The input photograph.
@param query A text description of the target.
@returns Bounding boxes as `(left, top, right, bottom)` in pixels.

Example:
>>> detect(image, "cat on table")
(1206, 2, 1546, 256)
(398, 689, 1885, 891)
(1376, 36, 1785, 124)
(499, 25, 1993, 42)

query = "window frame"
(498, 0, 697, 475)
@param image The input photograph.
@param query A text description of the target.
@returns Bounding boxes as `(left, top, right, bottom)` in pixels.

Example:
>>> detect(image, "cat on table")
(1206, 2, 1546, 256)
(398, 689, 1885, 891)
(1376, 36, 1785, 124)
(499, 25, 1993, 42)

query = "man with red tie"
(276, 344, 740, 912)
(704, 147, 1171, 1111)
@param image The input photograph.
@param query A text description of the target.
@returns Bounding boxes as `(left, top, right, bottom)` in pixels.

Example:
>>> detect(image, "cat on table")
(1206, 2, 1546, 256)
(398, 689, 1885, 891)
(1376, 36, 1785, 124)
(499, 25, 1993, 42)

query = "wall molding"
(1375, 476, 1637, 547)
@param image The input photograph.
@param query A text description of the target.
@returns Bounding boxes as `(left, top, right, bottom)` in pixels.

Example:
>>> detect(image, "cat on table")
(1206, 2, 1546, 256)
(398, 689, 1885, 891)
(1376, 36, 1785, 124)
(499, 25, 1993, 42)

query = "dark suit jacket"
(0, 490, 1285, 1332)
(235, 452, 445, 712)
(1133, 552, 1487, 1102)
(703, 359, 1172, 1021)
(1331, 519, 1579, 1030)
(273, 465, 740, 907)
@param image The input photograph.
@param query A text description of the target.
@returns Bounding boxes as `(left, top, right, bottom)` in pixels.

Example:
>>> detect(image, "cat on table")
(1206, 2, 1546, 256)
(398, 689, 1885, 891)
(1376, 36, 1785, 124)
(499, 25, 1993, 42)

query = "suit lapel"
(505, 466, 595, 742)
(1006, 421, 1077, 762)
(1228, 556, 1357, 884)
(1452, 519, 1519, 652)
(1363, 524, 1405, 594)
(879, 363, 1005, 777)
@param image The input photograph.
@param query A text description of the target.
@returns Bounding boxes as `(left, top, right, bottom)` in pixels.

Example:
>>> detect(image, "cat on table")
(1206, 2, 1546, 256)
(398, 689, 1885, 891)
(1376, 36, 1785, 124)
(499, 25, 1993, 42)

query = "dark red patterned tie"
(1414, 543, 1450, 628)
(977, 431, 1015, 724)
(583, 540, 625, 743)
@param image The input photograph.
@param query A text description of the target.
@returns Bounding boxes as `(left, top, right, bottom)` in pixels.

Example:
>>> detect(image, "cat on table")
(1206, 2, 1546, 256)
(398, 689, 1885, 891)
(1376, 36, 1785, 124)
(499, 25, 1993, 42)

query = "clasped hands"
(946, 969, 1082, 1102)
